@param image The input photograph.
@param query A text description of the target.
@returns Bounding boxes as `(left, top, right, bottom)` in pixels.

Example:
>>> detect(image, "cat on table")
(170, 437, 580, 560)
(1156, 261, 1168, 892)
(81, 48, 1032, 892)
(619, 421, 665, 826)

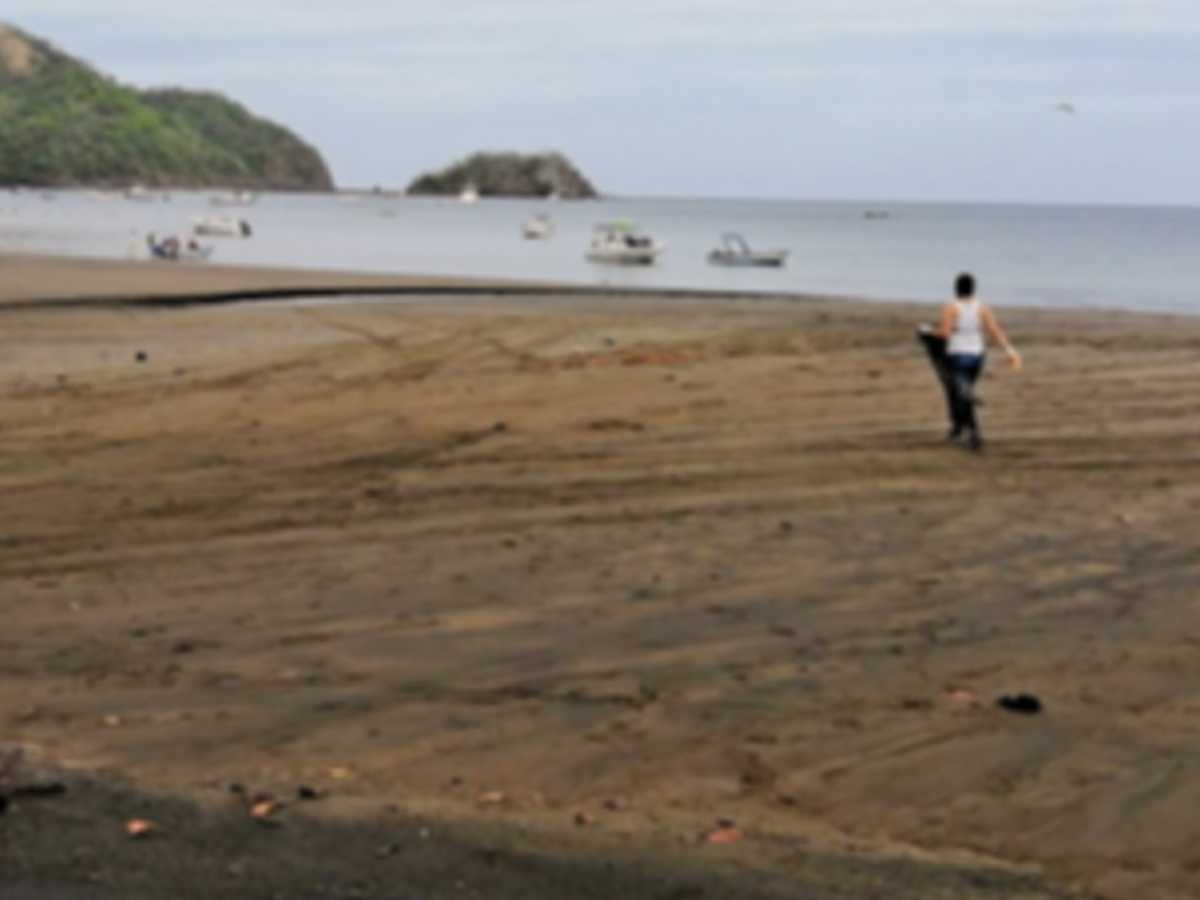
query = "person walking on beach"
(935, 272, 1021, 451)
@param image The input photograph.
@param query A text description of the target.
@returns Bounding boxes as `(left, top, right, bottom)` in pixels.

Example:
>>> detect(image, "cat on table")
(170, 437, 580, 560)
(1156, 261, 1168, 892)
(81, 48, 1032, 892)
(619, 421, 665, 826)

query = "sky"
(6, 2, 1200, 205)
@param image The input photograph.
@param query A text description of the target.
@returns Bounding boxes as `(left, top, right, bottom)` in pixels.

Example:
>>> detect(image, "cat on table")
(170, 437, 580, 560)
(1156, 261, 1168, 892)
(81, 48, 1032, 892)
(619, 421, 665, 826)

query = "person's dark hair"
(955, 272, 976, 299)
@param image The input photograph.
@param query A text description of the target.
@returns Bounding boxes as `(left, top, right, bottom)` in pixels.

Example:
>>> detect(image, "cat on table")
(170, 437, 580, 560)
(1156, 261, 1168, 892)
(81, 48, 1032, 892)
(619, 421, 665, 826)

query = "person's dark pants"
(946, 353, 985, 435)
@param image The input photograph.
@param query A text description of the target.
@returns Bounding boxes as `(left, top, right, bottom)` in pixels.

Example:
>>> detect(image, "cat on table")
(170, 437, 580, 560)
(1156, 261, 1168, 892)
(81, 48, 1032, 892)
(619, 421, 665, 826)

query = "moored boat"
(125, 185, 167, 202)
(706, 233, 787, 267)
(586, 221, 663, 265)
(193, 215, 253, 238)
(522, 213, 555, 239)
(211, 190, 257, 207)
(146, 233, 213, 262)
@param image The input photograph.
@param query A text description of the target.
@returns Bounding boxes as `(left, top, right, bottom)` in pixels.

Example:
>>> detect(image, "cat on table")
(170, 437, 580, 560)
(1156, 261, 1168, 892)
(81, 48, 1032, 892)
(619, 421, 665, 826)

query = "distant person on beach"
(934, 272, 1021, 451)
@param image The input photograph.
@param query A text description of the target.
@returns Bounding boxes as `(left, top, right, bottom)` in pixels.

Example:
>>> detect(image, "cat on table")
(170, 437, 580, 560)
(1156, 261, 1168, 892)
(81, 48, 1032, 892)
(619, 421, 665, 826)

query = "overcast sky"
(7, 2, 1200, 204)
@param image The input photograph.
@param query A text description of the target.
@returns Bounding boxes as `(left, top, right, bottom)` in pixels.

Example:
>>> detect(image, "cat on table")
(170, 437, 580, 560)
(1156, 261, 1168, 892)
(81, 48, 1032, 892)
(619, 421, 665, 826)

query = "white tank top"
(948, 299, 985, 355)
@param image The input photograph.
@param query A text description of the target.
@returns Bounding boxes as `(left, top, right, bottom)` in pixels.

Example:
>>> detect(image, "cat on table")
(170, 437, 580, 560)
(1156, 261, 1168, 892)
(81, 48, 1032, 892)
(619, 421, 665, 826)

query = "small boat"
(522, 213, 554, 239)
(193, 215, 253, 238)
(586, 221, 663, 265)
(459, 183, 480, 204)
(707, 233, 788, 267)
(146, 233, 213, 262)
(124, 185, 162, 202)
(211, 190, 257, 207)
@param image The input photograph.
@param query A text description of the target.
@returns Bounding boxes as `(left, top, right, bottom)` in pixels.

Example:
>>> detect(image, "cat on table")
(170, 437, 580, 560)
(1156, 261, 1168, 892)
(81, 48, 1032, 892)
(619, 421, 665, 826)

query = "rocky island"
(0, 22, 334, 191)
(406, 151, 598, 199)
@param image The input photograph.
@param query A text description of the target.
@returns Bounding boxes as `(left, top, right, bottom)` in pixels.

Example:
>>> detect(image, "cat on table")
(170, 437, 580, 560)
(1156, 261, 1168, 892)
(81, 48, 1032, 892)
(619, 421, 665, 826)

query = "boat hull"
(707, 250, 787, 267)
(193, 217, 252, 238)
(587, 222, 663, 265)
(586, 249, 661, 265)
(522, 219, 554, 239)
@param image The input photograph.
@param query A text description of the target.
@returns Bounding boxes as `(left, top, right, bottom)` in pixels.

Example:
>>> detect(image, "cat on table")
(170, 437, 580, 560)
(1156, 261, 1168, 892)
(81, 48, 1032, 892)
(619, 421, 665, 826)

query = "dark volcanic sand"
(3, 257, 1200, 899)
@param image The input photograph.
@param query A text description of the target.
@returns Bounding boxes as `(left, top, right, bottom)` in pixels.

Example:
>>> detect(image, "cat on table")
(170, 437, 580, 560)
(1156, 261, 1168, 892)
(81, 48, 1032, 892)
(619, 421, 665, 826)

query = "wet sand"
(0, 253, 535, 308)
(3, 255, 1200, 899)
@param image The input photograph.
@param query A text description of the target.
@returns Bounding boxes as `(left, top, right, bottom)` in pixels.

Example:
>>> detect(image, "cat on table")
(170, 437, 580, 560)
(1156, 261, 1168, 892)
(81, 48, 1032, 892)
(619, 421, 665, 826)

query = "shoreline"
(0, 252, 875, 310)
(4, 253, 1200, 899)
(2, 253, 1193, 328)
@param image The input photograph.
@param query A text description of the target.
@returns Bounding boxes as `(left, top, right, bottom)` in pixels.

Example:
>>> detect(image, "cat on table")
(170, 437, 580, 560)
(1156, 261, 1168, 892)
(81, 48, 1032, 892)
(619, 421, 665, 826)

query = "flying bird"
(1054, 102, 1077, 115)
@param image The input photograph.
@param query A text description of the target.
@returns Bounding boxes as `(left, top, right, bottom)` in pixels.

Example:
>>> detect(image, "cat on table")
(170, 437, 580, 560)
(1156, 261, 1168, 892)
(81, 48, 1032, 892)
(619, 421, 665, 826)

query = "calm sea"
(2, 189, 1198, 314)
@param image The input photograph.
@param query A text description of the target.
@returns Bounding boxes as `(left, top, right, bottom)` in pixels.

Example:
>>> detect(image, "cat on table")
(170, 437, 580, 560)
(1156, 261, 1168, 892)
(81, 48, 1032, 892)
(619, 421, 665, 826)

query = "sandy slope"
(3, 258, 1200, 899)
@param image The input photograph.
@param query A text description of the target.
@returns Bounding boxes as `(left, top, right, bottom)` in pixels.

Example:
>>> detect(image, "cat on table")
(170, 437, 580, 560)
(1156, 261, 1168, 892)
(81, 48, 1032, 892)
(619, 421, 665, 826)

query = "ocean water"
(2, 189, 1198, 315)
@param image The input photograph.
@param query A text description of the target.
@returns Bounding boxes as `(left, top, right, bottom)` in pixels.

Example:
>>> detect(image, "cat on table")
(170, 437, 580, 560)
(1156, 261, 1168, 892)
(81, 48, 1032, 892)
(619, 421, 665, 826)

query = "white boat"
(706, 233, 788, 267)
(459, 183, 480, 204)
(193, 215, 253, 238)
(125, 185, 163, 202)
(146, 233, 213, 262)
(522, 213, 554, 239)
(211, 190, 257, 207)
(586, 221, 663, 265)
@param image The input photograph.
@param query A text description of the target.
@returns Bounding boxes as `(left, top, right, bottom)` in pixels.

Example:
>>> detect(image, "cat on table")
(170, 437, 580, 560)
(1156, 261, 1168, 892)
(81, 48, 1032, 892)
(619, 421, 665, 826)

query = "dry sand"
(3, 255, 1200, 899)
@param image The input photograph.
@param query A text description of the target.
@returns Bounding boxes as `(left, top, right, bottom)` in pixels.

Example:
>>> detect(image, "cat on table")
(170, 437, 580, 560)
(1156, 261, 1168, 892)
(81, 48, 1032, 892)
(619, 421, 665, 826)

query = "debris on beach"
(125, 818, 158, 838)
(229, 782, 286, 823)
(476, 790, 507, 808)
(375, 842, 401, 859)
(997, 693, 1043, 715)
(250, 798, 284, 825)
(522, 343, 701, 373)
(10, 779, 66, 798)
(0, 745, 68, 813)
(705, 824, 743, 845)
(585, 417, 646, 433)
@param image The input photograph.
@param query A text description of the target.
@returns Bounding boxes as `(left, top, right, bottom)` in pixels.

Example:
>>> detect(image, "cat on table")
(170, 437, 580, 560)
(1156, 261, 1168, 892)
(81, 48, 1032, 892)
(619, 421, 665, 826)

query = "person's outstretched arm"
(982, 307, 1022, 369)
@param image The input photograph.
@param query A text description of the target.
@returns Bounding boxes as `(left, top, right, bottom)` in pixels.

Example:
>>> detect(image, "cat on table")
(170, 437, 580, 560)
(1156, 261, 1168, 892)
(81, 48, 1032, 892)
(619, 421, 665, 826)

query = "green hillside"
(407, 151, 599, 199)
(0, 22, 334, 190)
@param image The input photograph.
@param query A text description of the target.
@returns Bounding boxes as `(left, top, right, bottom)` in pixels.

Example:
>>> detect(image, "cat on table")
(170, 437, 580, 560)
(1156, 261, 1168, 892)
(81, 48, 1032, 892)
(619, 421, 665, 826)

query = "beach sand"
(3, 255, 1200, 899)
